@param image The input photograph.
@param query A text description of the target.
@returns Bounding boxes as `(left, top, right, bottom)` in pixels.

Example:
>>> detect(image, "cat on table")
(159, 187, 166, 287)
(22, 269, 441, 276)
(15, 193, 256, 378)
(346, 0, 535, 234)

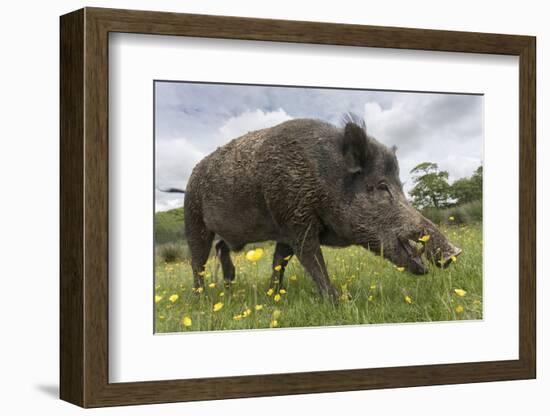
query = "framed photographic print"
(60, 7, 536, 408)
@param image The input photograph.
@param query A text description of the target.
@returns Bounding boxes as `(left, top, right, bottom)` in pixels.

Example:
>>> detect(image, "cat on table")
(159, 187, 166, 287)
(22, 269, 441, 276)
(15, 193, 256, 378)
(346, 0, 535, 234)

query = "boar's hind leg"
(215, 240, 236, 284)
(187, 224, 214, 291)
(294, 240, 339, 301)
(269, 242, 294, 291)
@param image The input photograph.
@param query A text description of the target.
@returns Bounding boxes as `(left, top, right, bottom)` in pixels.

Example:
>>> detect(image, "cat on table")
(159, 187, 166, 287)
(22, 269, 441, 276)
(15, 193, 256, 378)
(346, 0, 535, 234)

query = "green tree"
(409, 162, 452, 209)
(471, 165, 483, 198)
(450, 166, 483, 205)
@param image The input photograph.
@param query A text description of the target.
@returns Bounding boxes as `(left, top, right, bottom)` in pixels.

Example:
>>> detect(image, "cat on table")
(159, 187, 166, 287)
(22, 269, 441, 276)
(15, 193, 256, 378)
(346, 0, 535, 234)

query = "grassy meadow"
(154, 221, 482, 333)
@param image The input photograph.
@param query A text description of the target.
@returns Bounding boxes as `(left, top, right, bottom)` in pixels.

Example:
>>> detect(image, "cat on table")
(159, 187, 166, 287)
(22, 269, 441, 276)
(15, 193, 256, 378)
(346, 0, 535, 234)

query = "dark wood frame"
(60, 7, 536, 408)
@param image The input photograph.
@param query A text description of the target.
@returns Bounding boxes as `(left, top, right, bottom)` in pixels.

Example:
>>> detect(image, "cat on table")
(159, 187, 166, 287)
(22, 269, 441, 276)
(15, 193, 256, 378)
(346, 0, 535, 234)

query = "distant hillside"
(155, 207, 185, 244)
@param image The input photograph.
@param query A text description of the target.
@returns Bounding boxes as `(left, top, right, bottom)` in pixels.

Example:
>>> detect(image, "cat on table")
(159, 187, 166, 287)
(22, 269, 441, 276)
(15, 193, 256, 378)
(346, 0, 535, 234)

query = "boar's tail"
(157, 187, 186, 194)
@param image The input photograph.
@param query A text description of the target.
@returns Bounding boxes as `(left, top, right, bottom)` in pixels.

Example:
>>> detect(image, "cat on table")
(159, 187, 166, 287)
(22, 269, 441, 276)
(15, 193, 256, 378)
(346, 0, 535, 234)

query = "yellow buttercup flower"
(404, 295, 413, 304)
(419, 235, 430, 243)
(279, 289, 287, 295)
(208, 282, 216, 288)
(242, 308, 252, 318)
(368, 295, 374, 301)
(193, 287, 204, 294)
(274, 294, 282, 302)
(255, 304, 263, 311)
(155, 295, 163, 303)
(370, 284, 377, 290)
(182, 316, 192, 327)
(290, 275, 297, 281)
(245, 248, 264, 262)
(396, 267, 405, 272)
(169, 294, 179, 303)
(272, 309, 282, 319)
(454, 288, 467, 297)
(274, 265, 282, 272)
(283, 255, 292, 261)
(270, 320, 279, 328)
(233, 314, 243, 321)
(449, 216, 455, 221)
(451, 256, 457, 262)
(266, 288, 274, 297)
(213, 302, 224, 312)
(455, 305, 464, 313)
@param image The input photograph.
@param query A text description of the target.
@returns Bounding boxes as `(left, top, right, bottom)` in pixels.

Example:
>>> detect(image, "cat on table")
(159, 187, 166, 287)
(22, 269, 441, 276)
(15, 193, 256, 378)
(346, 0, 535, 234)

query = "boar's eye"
(377, 182, 393, 198)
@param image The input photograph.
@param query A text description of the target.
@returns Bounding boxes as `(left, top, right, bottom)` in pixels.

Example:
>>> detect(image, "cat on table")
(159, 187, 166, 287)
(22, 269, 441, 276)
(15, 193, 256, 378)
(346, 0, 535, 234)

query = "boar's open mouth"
(432, 245, 463, 269)
(397, 233, 463, 274)
(398, 236, 429, 275)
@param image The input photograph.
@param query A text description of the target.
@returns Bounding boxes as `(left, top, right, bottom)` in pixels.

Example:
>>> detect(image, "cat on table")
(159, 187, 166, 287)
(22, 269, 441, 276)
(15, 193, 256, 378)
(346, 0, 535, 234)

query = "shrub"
(421, 200, 482, 225)
(157, 243, 189, 263)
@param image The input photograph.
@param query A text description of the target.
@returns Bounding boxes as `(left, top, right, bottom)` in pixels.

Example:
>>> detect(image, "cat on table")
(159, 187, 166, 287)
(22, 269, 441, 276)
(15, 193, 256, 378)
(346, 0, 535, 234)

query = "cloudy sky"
(155, 81, 483, 212)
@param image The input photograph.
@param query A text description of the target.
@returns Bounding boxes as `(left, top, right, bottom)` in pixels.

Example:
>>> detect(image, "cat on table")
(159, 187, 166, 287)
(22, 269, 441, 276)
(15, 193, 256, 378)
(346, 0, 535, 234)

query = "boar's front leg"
(215, 239, 236, 284)
(269, 242, 294, 291)
(293, 237, 339, 301)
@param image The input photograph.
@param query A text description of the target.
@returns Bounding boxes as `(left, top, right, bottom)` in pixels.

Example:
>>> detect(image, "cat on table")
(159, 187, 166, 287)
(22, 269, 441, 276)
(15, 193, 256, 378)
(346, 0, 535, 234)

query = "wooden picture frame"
(60, 7, 536, 408)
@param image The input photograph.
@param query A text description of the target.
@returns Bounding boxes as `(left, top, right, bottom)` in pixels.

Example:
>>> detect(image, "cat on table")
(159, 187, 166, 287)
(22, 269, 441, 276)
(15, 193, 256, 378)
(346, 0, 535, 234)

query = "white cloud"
(361, 98, 482, 195)
(155, 194, 184, 212)
(155, 109, 294, 211)
(156, 137, 205, 187)
(218, 109, 292, 140)
(366, 102, 422, 148)
(155, 137, 205, 212)
(154, 84, 483, 210)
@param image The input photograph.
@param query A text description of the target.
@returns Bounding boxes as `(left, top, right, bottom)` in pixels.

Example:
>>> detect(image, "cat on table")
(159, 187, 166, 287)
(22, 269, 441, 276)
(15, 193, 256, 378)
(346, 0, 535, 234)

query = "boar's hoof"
(323, 286, 340, 302)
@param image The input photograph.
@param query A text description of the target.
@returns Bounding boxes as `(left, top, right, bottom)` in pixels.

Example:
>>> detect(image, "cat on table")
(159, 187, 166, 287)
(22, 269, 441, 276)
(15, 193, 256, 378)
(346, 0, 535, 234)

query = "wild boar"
(176, 115, 461, 300)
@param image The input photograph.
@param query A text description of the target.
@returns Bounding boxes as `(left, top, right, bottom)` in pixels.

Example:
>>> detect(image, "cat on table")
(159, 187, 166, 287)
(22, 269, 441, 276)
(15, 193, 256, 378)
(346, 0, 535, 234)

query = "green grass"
(154, 223, 482, 333)
(155, 207, 185, 245)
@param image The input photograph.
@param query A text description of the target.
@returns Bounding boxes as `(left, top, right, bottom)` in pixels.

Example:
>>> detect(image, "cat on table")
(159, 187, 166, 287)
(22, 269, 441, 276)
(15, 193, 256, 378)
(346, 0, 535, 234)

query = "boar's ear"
(342, 122, 368, 174)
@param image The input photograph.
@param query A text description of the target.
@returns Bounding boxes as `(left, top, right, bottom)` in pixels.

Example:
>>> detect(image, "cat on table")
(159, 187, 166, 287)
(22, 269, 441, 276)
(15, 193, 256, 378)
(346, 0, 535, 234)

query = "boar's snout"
(434, 244, 463, 269)
(422, 226, 463, 269)
(395, 222, 462, 275)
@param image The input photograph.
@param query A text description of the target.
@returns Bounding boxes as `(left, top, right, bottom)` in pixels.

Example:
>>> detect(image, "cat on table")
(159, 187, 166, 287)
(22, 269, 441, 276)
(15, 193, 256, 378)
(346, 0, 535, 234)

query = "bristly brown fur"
(183, 116, 461, 298)
(341, 112, 367, 133)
